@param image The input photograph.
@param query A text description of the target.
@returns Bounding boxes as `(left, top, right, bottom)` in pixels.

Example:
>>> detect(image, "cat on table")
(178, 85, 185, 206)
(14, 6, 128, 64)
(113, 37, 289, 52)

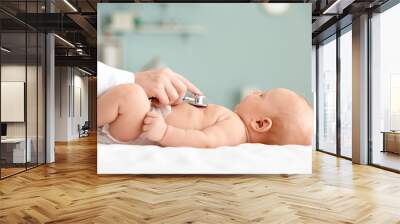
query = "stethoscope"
(149, 94, 208, 107)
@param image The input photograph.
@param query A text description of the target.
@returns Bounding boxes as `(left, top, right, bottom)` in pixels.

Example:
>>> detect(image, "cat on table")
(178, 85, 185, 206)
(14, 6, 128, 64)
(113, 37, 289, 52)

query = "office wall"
(98, 3, 312, 109)
(55, 67, 70, 141)
(72, 73, 89, 138)
(54, 67, 89, 141)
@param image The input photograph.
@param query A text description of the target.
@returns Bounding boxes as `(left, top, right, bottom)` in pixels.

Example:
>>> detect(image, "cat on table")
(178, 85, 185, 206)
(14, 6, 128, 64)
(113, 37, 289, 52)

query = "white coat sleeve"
(97, 61, 135, 96)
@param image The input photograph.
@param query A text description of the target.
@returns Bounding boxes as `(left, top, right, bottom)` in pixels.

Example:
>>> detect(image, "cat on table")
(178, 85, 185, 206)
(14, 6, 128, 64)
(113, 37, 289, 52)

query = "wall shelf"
(107, 24, 206, 36)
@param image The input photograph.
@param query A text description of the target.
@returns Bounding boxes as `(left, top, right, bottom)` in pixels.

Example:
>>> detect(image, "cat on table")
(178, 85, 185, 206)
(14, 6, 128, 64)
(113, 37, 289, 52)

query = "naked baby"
(97, 84, 313, 148)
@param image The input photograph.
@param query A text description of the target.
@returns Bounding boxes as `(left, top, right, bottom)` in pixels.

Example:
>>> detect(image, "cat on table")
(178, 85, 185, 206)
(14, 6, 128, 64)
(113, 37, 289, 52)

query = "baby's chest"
(165, 104, 224, 130)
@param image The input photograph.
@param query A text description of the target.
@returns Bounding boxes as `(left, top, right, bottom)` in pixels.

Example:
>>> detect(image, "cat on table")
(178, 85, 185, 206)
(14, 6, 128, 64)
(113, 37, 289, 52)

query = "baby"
(98, 84, 313, 148)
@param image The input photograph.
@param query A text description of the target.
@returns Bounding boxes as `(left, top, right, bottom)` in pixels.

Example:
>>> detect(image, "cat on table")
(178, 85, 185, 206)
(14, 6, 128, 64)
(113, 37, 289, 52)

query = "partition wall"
(0, 1, 46, 179)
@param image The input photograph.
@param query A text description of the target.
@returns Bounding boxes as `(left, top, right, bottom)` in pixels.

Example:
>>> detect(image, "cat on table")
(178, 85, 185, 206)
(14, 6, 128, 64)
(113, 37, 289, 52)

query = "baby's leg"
(97, 84, 150, 142)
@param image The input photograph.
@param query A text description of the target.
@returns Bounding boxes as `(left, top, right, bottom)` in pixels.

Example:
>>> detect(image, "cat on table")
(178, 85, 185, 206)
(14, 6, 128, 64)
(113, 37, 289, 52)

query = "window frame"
(315, 24, 352, 161)
(367, 0, 400, 173)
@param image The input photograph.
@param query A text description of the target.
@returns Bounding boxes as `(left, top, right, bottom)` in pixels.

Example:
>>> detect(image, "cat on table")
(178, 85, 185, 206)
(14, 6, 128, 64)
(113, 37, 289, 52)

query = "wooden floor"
(1, 135, 400, 224)
(1, 167, 26, 178)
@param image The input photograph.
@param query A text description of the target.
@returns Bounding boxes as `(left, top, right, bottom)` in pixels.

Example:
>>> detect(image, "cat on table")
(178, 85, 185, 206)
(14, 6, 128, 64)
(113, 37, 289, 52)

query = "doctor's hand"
(142, 111, 168, 142)
(135, 68, 202, 106)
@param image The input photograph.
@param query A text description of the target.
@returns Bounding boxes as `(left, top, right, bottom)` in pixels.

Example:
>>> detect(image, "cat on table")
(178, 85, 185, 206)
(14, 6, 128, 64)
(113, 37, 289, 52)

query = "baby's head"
(234, 88, 313, 145)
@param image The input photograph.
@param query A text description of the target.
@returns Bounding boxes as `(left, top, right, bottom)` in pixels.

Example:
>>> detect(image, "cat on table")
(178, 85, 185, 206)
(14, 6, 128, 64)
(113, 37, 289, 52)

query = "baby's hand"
(142, 111, 167, 142)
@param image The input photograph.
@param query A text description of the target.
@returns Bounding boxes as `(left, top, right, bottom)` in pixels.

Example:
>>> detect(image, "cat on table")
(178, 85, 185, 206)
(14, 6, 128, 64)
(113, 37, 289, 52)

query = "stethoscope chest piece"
(183, 95, 208, 107)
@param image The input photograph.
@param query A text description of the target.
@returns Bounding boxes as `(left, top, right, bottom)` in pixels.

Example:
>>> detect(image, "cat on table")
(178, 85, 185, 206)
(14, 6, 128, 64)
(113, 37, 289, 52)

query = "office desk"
(1, 138, 31, 163)
(381, 131, 400, 154)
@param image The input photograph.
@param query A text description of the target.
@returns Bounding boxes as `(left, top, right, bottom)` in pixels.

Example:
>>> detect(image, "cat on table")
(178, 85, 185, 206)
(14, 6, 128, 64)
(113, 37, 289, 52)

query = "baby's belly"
(165, 103, 223, 130)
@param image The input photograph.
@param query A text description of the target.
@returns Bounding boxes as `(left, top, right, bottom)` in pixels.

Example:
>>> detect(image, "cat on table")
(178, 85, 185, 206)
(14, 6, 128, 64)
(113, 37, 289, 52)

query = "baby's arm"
(142, 112, 244, 148)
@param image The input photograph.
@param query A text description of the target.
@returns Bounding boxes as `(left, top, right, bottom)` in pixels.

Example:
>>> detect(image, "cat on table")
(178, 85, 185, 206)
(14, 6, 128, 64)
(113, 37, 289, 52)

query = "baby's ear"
(250, 117, 272, 133)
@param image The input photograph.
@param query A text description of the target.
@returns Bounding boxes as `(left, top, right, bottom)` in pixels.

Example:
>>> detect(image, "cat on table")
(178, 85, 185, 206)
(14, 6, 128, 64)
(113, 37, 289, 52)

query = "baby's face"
(234, 89, 272, 120)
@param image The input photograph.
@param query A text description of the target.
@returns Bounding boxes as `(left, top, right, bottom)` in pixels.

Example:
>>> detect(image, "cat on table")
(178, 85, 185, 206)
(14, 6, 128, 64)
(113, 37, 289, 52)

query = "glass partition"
(27, 31, 38, 169)
(0, 1, 46, 179)
(26, 0, 42, 169)
(1, 30, 28, 177)
(38, 32, 46, 165)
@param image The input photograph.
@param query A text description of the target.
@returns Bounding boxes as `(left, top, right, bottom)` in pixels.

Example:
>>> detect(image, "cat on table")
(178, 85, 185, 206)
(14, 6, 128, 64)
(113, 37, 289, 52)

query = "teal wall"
(98, 3, 311, 109)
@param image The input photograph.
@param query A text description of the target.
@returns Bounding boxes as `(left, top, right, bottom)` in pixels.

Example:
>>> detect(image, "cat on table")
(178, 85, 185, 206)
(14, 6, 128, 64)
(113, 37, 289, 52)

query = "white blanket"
(97, 143, 312, 174)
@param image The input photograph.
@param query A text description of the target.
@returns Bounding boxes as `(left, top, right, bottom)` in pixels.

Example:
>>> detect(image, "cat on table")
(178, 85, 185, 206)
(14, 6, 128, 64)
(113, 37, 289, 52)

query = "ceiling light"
(263, 3, 290, 15)
(323, 0, 341, 14)
(78, 67, 92, 76)
(76, 48, 86, 56)
(54, 34, 75, 48)
(63, 0, 78, 12)
(1, 47, 11, 53)
(322, 0, 352, 15)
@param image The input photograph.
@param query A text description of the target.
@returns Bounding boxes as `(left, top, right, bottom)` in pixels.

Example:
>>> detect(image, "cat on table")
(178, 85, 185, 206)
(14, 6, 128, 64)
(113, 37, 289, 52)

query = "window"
(339, 29, 352, 158)
(371, 3, 400, 171)
(316, 27, 353, 159)
(390, 74, 400, 130)
(317, 36, 337, 154)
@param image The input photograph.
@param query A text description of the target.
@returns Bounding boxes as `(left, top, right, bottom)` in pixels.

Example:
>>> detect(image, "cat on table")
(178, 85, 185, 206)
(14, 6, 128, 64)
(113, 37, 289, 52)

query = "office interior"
(314, 1, 400, 172)
(0, 0, 97, 179)
(0, 0, 400, 222)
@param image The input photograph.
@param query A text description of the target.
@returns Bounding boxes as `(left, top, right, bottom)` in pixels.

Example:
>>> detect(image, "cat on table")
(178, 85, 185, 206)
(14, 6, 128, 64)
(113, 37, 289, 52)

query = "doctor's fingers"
(155, 88, 170, 105)
(164, 81, 179, 104)
(174, 73, 202, 96)
(170, 77, 186, 104)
